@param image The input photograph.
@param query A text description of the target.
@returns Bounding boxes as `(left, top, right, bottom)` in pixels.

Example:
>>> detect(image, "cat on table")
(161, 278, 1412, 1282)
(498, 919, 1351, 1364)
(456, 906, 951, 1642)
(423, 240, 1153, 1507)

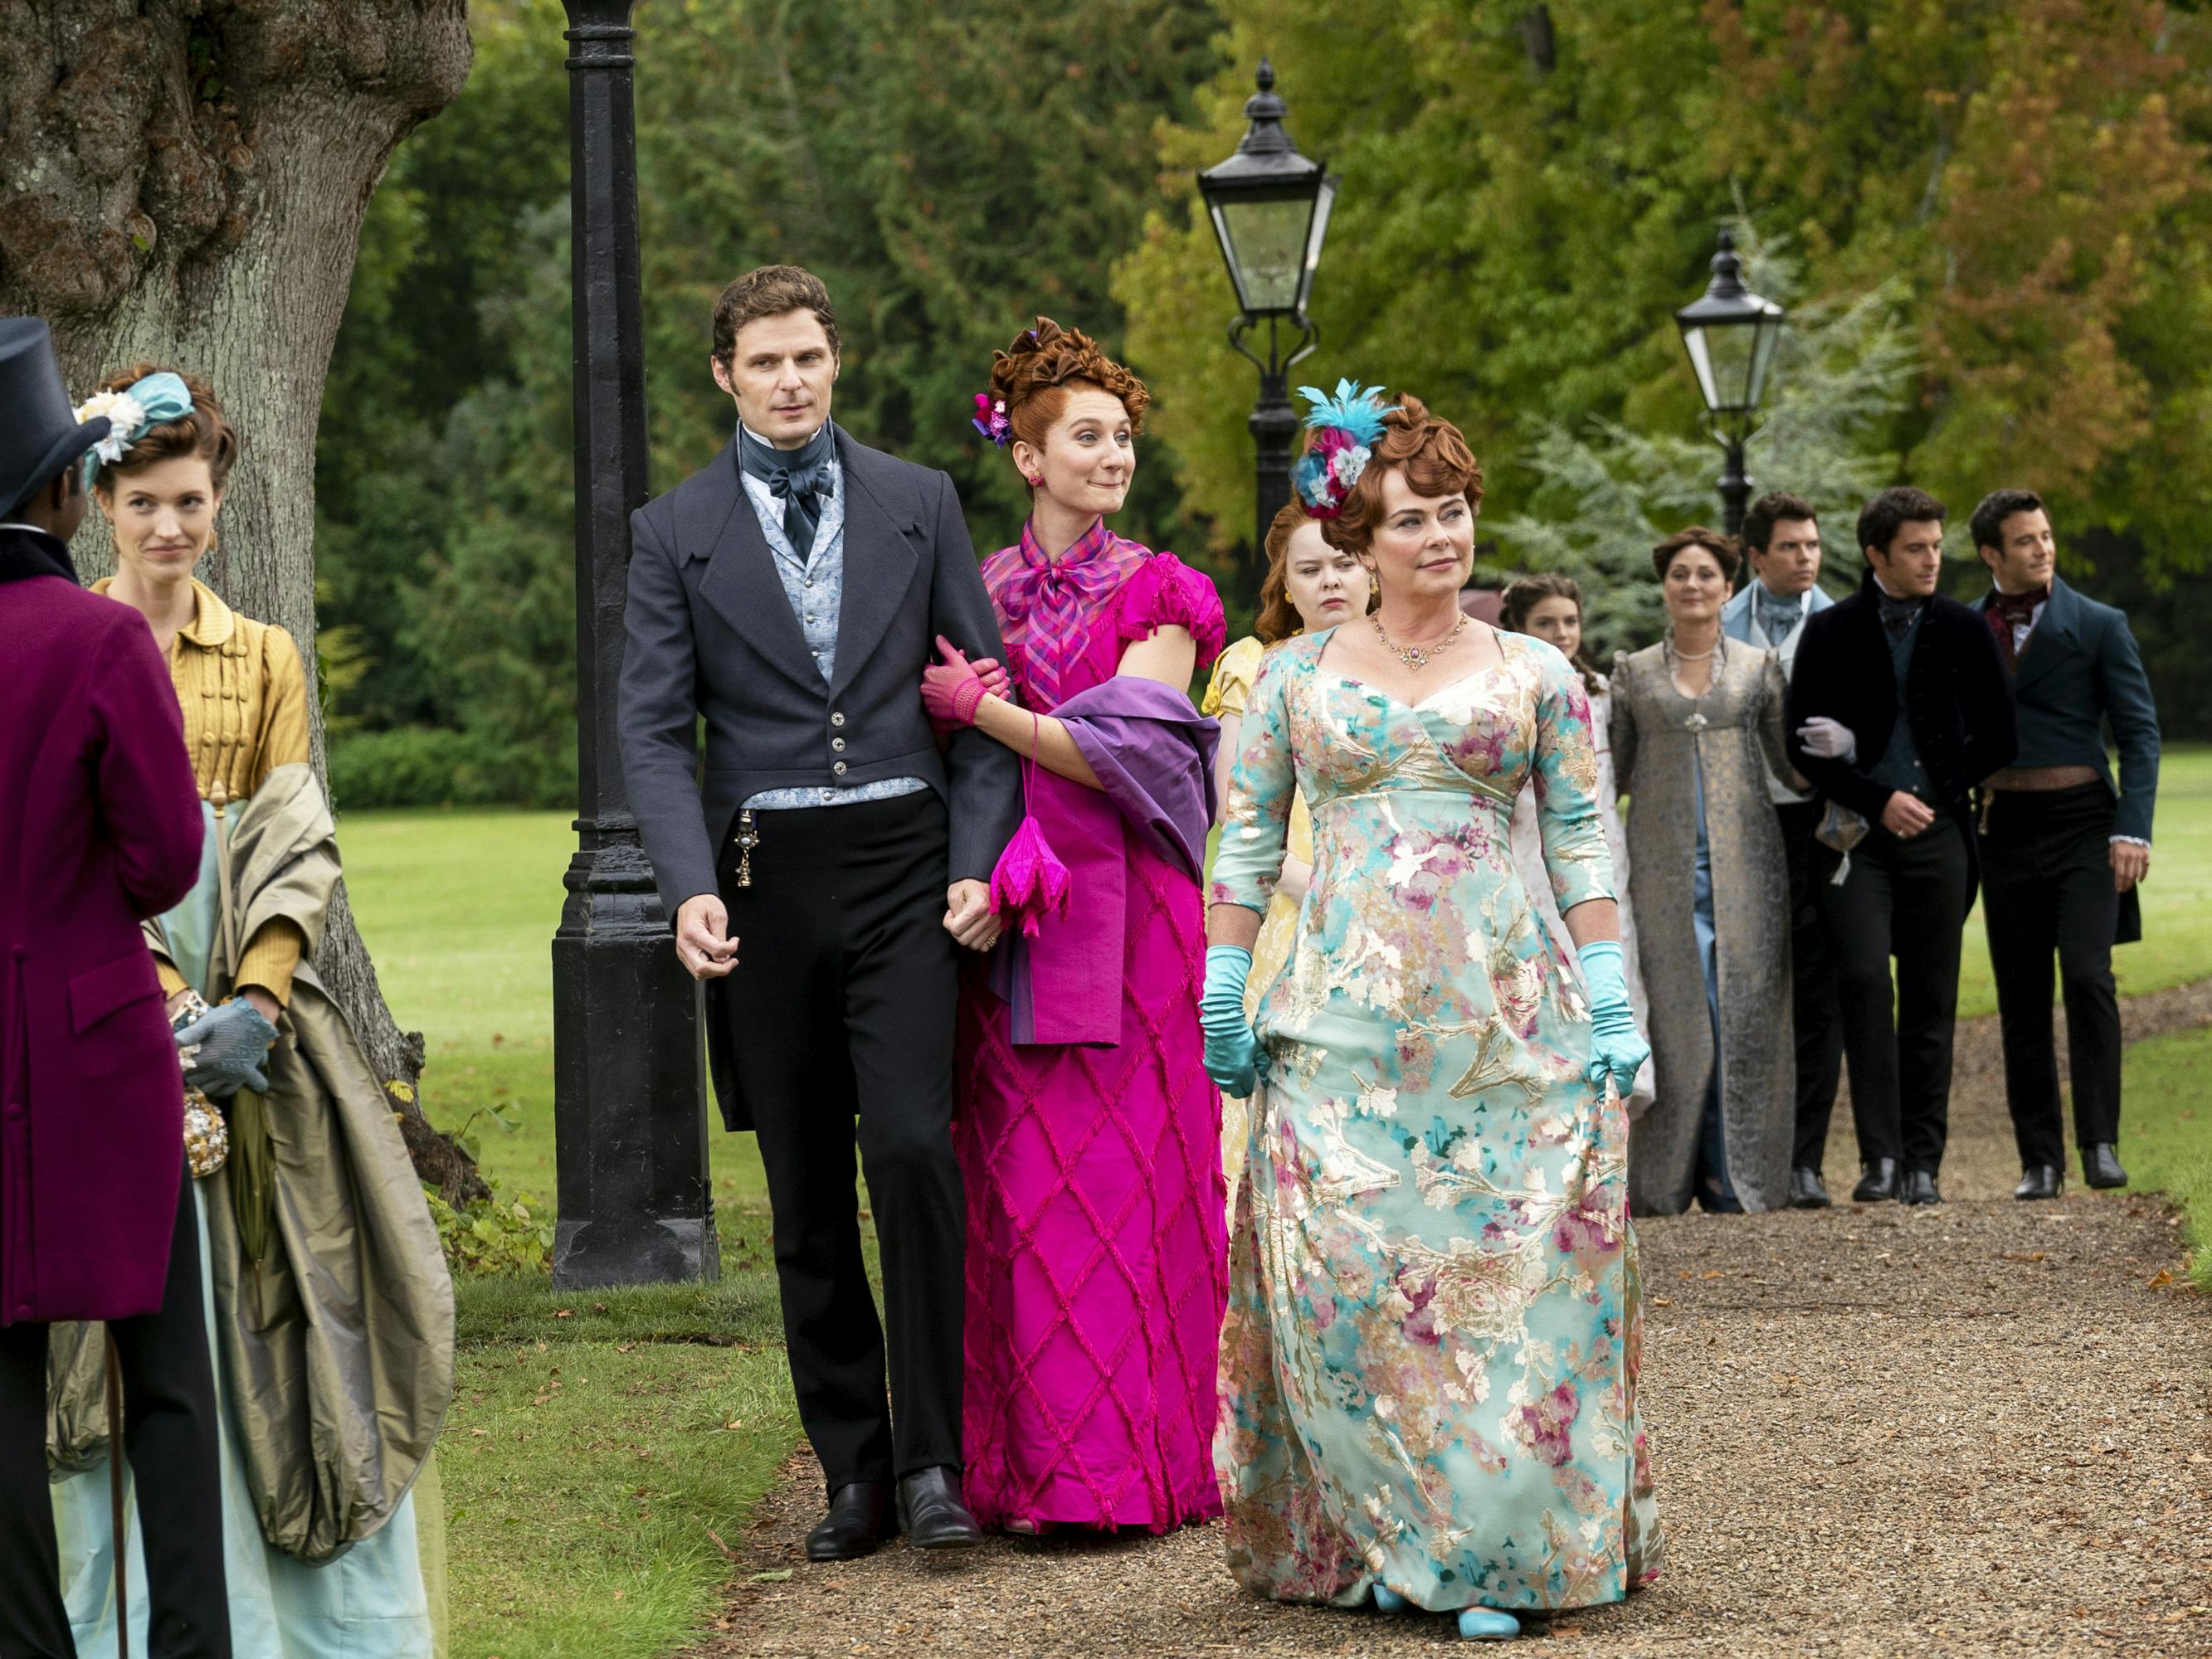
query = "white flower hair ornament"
(1290, 379, 1399, 518)
(74, 372, 196, 487)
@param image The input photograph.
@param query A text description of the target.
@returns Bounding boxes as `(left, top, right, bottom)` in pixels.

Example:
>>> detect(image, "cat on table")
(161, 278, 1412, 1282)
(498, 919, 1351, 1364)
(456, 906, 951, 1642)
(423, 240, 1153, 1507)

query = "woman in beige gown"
(1610, 528, 1797, 1215)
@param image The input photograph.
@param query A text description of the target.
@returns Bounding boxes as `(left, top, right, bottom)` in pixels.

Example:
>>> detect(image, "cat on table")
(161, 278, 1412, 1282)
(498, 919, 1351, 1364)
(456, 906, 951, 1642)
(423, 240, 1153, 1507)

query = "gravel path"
(692, 986, 2212, 1658)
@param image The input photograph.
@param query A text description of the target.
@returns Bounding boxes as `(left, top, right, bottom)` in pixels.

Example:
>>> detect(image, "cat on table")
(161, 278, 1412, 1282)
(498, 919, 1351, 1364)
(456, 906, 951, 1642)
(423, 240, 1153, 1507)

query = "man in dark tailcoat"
(1969, 489, 2161, 1199)
(620, 267, 1021, 1559)
(0, 317, 231, 1654)
(1787, 486, 2018, 1207)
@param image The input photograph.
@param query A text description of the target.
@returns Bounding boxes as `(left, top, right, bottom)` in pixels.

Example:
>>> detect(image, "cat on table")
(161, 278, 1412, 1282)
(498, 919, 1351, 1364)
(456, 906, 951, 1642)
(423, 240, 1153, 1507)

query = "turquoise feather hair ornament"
(72, 371, 196, 489)
(1290, 379, 1399, 518)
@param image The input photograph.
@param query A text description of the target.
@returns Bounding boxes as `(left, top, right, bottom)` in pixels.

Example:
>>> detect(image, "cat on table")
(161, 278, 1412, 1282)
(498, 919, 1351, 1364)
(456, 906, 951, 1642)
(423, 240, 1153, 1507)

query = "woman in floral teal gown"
(1201, 389, 1663, 1642)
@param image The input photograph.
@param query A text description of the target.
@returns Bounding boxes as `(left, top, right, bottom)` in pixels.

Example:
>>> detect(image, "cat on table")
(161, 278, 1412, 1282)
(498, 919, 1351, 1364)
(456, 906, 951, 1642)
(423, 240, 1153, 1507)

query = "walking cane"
(105, 1329, 130, 1659)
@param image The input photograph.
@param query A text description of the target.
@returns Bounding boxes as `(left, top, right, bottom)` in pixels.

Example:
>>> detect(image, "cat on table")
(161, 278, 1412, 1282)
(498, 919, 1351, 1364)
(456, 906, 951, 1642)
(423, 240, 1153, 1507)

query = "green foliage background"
(319, 0, 2212, 802)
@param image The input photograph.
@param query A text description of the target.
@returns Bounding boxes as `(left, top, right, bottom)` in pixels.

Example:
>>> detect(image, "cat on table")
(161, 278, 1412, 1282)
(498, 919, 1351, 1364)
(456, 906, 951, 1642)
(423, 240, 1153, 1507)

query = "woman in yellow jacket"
(1200, 503, 1374, 1214)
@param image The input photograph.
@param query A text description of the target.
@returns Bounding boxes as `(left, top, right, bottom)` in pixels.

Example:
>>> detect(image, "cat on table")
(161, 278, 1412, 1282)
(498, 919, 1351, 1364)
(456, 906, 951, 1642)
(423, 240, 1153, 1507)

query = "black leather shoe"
(898, 1466, 984, 1550)
(1851, 1158, 1899, 1203)
(2014, 1164, 2062, 1201)
(806, 1481, 891, 1562)
(1789, 1166, 1832, 1209)
(2083, 1143, 2128, 1190)
(1900, 1168, 1942, 1206)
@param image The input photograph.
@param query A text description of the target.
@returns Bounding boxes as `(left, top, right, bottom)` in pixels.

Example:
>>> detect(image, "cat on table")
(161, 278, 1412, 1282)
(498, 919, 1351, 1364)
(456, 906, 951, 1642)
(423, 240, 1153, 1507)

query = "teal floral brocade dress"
(1208, 630, 1664, 1614)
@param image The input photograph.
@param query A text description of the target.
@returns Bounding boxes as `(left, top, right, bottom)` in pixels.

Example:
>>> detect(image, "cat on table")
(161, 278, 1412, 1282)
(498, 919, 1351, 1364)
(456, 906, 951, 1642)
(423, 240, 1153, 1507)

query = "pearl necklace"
(1372, 611, 1466, 671)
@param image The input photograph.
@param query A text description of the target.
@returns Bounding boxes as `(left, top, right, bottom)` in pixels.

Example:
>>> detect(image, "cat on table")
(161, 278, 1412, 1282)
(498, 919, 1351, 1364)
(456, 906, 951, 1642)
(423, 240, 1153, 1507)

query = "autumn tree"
(0, 1, 482, 1195)
(1116, 0, 2212, 584)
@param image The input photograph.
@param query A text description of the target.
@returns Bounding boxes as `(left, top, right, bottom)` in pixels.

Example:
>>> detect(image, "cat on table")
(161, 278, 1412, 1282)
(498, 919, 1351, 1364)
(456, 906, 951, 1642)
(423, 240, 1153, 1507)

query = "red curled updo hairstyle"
(1317, 393, 1483, 557)
(90, 364, 239, 494)
(988, 318, 1151, 468)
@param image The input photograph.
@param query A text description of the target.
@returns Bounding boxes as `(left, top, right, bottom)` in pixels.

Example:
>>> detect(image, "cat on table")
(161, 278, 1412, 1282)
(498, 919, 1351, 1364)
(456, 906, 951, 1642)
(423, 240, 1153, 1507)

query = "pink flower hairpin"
(972, 392, 1011, 448)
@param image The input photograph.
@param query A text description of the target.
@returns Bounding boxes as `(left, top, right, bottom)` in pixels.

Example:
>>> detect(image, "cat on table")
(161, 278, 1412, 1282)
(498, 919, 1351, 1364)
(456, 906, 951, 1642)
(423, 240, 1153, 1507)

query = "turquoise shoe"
(1456, 1608, 1521, 1641)
(1372, 1585, 1409, 1613)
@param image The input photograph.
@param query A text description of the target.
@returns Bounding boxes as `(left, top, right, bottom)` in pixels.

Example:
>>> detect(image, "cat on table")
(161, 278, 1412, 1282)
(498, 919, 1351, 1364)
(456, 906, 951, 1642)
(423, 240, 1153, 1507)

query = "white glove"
(1795, 716, 1857, 764)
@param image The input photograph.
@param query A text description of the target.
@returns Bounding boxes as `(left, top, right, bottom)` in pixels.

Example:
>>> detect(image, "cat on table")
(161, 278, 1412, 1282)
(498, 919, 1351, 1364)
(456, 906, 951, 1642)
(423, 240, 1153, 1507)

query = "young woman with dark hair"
(1499, 573, 1654, 1117)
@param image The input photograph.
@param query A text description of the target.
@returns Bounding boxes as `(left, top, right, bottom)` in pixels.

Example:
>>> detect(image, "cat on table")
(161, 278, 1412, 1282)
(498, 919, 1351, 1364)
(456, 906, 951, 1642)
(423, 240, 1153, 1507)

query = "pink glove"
(921, 634, 992, 729)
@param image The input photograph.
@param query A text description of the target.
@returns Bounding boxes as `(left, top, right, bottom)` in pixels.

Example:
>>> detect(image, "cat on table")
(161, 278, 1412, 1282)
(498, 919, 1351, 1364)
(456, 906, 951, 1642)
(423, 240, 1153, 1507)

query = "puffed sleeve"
(1207, 643, 1297, 914)
(1534, 651, 1615, 911)
(1118, 552, 1226, 673)
(231, 624, 312, 1007)
(1201, 634, 1265, 718)
(250, 625, 313, 791)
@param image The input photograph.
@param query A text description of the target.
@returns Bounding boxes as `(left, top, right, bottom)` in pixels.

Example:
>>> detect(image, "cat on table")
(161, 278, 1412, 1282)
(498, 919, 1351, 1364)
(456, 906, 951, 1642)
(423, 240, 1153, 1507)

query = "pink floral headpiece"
(972, 392, 1011, 448)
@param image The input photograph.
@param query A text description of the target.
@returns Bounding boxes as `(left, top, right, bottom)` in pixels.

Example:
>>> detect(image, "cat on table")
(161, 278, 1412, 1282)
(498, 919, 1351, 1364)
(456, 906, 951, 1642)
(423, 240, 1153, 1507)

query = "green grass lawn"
(340, 750, 2211, 1657)
(2121, 1025, 2212, 1292)
(342, 808, 792, 1659)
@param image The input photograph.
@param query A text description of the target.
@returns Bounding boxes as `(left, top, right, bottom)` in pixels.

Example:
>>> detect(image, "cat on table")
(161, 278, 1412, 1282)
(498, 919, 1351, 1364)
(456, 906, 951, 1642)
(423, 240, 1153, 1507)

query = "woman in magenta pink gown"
(923, 320, 1227, 1532)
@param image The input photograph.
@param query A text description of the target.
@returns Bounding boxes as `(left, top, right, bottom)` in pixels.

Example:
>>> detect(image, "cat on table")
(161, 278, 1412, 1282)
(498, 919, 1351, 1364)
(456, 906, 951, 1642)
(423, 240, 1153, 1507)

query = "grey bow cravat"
(1753, 586, 1805, 645)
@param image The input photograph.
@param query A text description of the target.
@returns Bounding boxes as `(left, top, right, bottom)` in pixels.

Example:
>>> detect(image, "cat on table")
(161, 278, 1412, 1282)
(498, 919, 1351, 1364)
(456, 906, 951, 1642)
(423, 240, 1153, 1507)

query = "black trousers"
(1817, 815, 1972, 1175)
(1981, 783, 2124, 1170)
(718, 794, 963, 1494)
(0, 1165, 229, 1659)
(1779, 799, 1847, 1172)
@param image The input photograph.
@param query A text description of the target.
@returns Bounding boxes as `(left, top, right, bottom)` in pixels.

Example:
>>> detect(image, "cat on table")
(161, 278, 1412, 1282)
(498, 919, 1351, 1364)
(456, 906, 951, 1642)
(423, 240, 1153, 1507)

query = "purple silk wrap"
(990, 677, 1218, 1047)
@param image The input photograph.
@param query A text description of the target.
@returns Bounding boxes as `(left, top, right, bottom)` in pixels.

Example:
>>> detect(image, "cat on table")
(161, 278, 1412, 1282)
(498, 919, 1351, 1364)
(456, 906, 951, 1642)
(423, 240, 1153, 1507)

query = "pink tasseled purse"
(990, 713, 1072, 937)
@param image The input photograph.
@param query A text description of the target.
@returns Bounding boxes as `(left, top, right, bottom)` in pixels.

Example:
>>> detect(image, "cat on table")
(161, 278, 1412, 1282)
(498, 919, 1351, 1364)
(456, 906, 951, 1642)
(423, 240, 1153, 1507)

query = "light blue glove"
(1200, 946, 1259, 1096)
(176, 999, 278, 1098)
(1576, 940, 1649, 1100)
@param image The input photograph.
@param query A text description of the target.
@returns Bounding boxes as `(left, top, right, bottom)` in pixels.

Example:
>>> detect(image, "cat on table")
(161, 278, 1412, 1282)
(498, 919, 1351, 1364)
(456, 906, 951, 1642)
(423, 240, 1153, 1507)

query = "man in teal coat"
(1970, 488, 2161, 1200)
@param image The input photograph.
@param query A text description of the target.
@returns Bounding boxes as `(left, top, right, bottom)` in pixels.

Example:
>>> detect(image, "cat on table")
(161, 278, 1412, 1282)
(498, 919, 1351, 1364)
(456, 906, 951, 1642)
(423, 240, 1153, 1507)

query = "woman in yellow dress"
(1200, 501, 1374, 1210)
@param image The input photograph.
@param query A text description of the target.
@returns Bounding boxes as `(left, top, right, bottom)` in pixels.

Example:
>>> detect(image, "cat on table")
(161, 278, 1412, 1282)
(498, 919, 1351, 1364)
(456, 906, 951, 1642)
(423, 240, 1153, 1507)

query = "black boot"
(806, 1481, 892, 1562)
(1851, 1158, 1899, 1203)
(1900, 1168, 1942, 1206)
(1789, 1167, 1832, 1209)
(898, 1466, 983, 1550)
(2014, 1165, 2062, 1201)
(2083, 1143, 2128, 1190)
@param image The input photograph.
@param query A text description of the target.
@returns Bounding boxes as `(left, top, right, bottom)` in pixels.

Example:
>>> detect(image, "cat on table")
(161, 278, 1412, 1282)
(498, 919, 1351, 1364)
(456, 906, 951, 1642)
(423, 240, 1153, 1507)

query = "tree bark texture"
(0, 2, 485, 1199)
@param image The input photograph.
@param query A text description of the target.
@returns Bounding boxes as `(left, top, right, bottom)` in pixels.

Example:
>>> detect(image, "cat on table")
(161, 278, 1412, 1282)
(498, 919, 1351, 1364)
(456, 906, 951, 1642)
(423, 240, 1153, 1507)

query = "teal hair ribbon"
(81, 371, 196, 488)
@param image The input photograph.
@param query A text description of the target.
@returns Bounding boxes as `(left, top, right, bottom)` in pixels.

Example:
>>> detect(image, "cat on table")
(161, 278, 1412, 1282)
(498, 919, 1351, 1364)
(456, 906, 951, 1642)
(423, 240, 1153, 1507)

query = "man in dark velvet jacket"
(0, 318, 230, 1656)
(1970, 489, 2161, 1200)
(1786, 486, 2017, 1208)
(619, 267, 1021, 1561)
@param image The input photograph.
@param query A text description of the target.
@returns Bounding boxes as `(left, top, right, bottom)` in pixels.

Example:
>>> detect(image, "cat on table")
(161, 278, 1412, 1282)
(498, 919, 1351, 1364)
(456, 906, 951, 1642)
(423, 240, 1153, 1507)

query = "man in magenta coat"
(0, 317, 231, 1656)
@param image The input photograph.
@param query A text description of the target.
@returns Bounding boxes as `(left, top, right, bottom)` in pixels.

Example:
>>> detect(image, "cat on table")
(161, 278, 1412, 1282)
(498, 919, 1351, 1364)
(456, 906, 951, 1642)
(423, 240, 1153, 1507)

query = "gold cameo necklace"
(1372, 610, 1466, 671)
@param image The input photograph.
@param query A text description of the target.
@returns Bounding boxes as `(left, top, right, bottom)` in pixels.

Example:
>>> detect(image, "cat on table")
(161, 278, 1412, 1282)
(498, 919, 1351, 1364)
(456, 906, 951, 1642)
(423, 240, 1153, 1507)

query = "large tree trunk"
(0, 1, 486, 1201)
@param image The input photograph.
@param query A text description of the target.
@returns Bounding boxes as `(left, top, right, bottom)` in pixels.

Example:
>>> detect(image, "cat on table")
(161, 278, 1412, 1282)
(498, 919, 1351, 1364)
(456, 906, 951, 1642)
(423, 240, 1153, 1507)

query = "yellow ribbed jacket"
(91, 577, 311, 1005)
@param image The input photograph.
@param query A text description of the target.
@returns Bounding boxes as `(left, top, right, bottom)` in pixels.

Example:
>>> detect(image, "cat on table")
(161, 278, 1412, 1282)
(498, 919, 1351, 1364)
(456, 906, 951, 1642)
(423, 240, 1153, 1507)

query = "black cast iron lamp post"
(552, 0, 719, 1288)
(1200, 57, 1337, 602)
(1674, 226, 1786, 538)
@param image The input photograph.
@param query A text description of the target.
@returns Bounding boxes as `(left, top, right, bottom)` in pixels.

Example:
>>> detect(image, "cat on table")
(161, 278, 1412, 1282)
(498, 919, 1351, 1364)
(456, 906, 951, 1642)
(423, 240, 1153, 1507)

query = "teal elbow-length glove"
(1200, 946, 1259, 1096)
(1577, 939, 1649, 1100)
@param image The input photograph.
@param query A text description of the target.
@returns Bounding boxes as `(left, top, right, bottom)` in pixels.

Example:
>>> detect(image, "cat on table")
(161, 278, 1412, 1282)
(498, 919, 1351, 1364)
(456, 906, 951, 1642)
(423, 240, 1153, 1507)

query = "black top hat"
(0, 318, 111, 520)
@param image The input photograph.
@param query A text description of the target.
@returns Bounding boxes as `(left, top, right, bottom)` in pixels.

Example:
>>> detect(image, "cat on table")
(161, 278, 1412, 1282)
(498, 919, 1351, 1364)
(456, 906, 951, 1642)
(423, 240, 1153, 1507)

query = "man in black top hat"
(1787, 487, 2018, 1207)
(0, 315, 233, 1657)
